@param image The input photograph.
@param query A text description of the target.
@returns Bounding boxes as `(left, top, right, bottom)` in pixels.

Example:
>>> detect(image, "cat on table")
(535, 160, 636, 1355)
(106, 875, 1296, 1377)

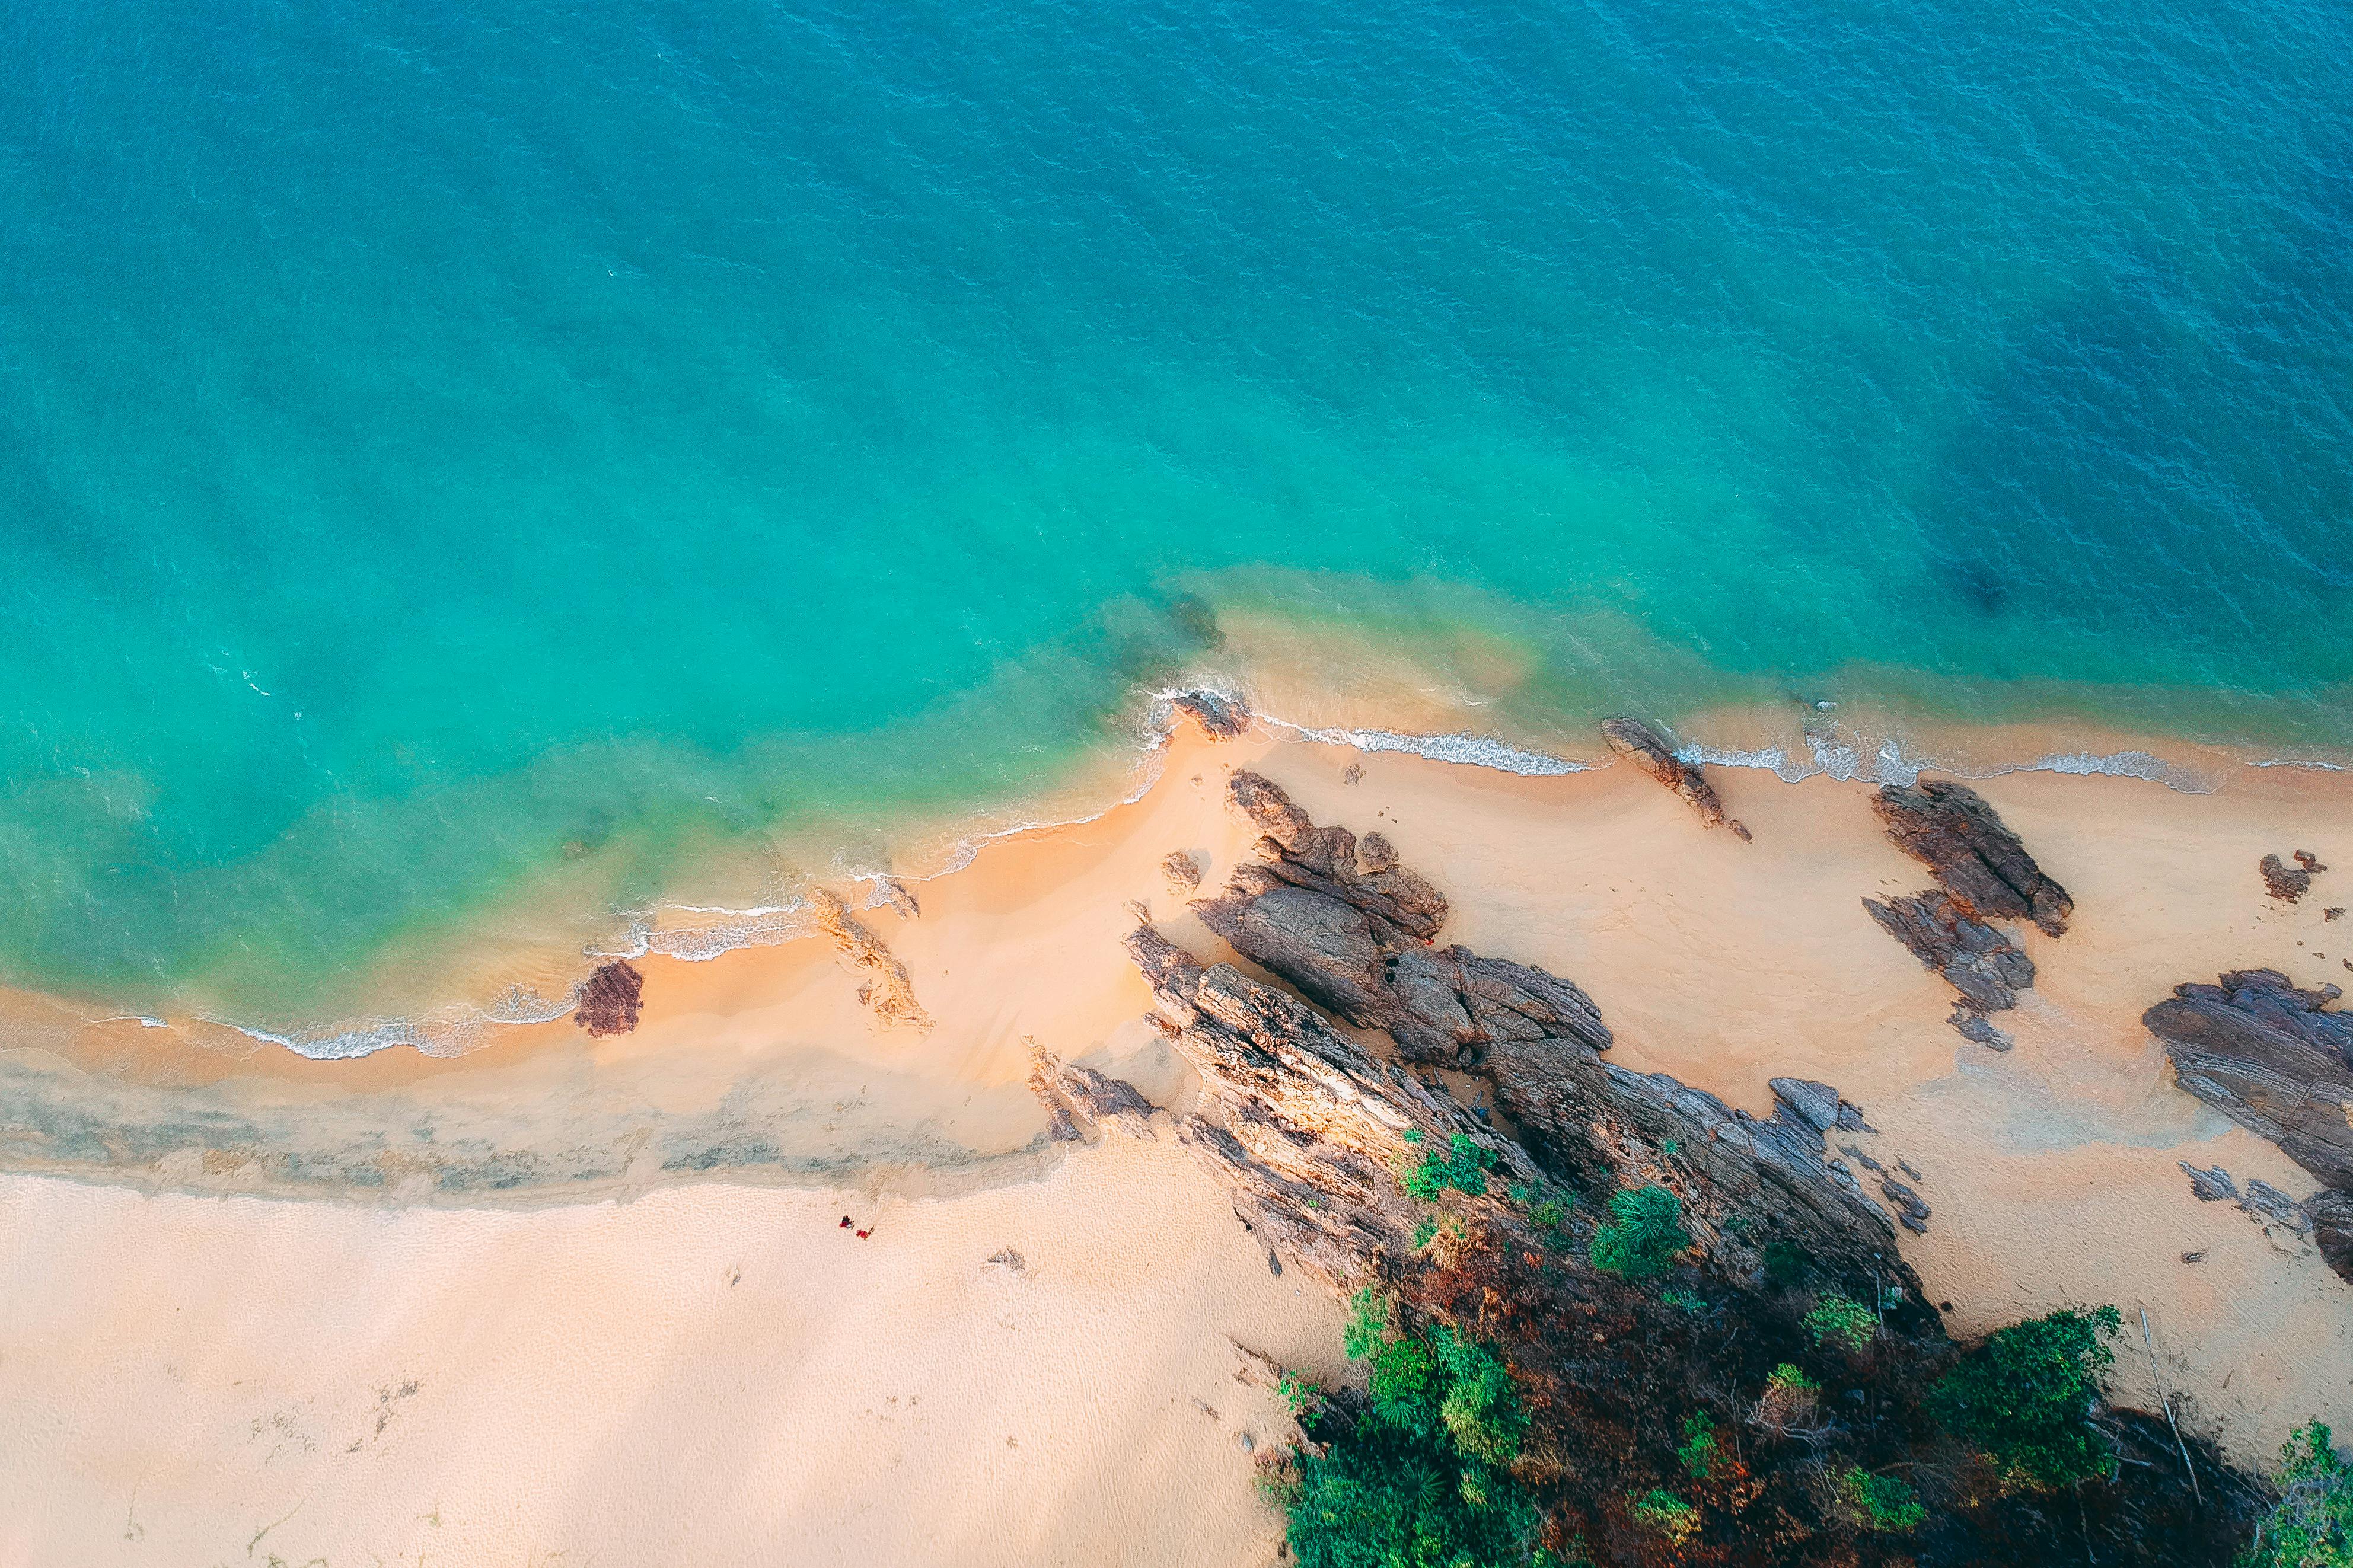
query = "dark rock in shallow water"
(1169, 687, 1251, 740)
(1873, 777, 2073, 936)
(1598, 716, 1751, 841)
(1863, 890, 2035, 1013)
(2144, 968, 2353, 1189)
(572, 960, 645, 1037)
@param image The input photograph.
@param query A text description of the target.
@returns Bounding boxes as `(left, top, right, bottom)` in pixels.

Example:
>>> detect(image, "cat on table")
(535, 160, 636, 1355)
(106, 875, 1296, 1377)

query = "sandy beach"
(4, 711, 2351, 1561)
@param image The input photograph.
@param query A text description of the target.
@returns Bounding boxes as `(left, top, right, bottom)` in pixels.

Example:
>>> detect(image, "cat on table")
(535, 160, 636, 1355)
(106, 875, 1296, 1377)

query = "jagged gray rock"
(1873, 778, 2073, 937)
(1170, 688, 1251, 740)
(2179, 1162, 2239, 1203)
(1159, 774, 1919, 1290)
(1599, 716, 1752, 841)
(1864, 890, 2036, 1015)
(1125, 922, 1533, 1288)
(2311, 1190, 2353, 1283)
(1199, 772, 1606, 1065)
(1026, 1039, 1159, 1142)
(2144, 969, 2353, 1189)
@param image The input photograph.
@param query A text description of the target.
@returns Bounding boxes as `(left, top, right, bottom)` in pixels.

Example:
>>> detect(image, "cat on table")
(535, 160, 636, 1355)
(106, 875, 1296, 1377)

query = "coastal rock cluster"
(572, 960, 645, 1037)
(1121, 771, 2240, 1564)
(1598, 716, 1751, 841)
(1181, 771, 1916, 1282)
(1863, 778, 2071, 1049)
(809, 887, 933, 1032)
(2144, 968, 2353, 1283)
(2259, 849, 2325, 902)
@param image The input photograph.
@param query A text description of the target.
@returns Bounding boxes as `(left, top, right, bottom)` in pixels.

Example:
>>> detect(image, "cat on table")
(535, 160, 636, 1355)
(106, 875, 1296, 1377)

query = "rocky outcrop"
(1170, 687, 1251, 740)
(1126, 922, 1533, 1287)
(1026, 1038, 1158, 1142)
(1172, 772, 1917, 1289)
(2260, 850, 2323, 902)
(1599, 717, 1751, 842)
(1197, 772, 1605, 1065)
(1873, 778, 2073, 937)
(573, 960, 645, 1037)
(1863, 890, 2035, 1013)
(809, 888, 933, 1032)
(1160, 850, 1203, 895)
(2145, 970, 2353, 1189)
(2313, 1190, 2353, 1282)
(1864, 778, 2069, 1047)
(2147, 969, 2353, 1285)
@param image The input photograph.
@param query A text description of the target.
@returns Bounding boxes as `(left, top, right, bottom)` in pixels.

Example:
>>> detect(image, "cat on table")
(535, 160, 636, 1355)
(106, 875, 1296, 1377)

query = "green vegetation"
(1762, 1240, 1809, 1287)
(1660, 1287, 1705, 1314)
(1832, 1466, 1926, 1533)
(1931, 1304, 2121, 1490)
(1677, 1412, 1723, 1480)
(1630, 1487, 1701, 1545)
(2244, 1421, 2353, 1568)
(1401, 1132, 1498, 1201)
(1755, 1363, 1821, 1432)
(1278, 1372, 1328, 1419)
(1588, 1184, 1690, 1280)
(1280, 1288, 1541, 1567)
(1803, 1292, 1877, 1353)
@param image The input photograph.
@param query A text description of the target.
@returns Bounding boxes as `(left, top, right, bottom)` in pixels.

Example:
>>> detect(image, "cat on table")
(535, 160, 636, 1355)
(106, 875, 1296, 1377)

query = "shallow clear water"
(3, 0, 2348, 1030)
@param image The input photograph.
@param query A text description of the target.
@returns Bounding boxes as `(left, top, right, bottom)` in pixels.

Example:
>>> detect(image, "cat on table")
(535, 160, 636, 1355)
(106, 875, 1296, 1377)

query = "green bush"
(1677, 1412, 1722, 1480)
(1763, 1240, 1810, 1286)
(1401, 1132, 1498, 1201)
(1931, 1305, 2121, 1490)
(1804, 1292, 1877, 1353)
(1589, 1185, 1690, 1280)
(1284, 1289, 1541, 1568)
(1630, 1487, 1701, 1545)
(1661, 1287, 1705, 1315)
(2244, 1421, 2353, 1568)
(1832, 1466, 1926, 1533)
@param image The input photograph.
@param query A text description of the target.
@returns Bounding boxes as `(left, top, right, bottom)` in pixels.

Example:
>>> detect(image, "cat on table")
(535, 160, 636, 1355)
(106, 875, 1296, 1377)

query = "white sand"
(0, 1133, 1342, 1568)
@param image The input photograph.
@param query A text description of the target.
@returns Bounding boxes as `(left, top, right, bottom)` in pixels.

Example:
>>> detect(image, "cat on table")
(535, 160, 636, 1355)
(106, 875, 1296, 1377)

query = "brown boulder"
(2144, 969, 2353, 1189)
(573, 960, 645, 1037)
(1873, 778, 2073, 936)
(1599, 716, 1751, 841)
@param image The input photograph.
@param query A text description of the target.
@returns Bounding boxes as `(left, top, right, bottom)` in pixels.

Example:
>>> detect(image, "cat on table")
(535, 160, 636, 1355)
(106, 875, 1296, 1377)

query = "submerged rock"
(2144, 969, 2353, 1189)
(1598, 716, 1751, 841)
(572, 960, 645, 1037)
(1170, 688, 1251, 740)
(1873, 777, 2073, 937)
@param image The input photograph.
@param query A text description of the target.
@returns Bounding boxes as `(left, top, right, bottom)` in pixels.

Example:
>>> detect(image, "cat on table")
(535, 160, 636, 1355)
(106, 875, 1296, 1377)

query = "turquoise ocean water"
(2, 0, 2348, 1039)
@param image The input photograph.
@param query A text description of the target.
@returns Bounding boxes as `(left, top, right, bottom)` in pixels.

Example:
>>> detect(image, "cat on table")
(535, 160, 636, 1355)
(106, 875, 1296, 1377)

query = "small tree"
(1832, 1467, 1927, 1533)
(1678, 1412, 1723, 1480)
(1931, 1305, 2121, 1490)
(1755, 1363, 1821, 1433)
(1631, 1488, 1701, 1545)
(1590, 1184, 1691, 1280)
(2244, 1421, 2353, 1568)
(1804, 1292, 1877, 1353)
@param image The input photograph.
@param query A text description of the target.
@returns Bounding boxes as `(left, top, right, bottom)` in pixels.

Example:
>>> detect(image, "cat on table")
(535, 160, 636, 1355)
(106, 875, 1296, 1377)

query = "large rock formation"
(1599, 716, 1751, 841)
(1863, 778, 2068, 1048)
(2144, 970, 2353, 1189)
(1873, 777, 2074, 937)
(2146, 969, 2353, 1285)
(1196, 772, 1608, 1065)
(1127, 922, 1537, 1286)
(1177, 771, 1915, 1288)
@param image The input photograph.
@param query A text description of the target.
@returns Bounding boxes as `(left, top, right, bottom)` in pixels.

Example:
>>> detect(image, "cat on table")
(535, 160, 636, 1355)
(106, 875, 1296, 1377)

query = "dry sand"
(3, 715, 2351, 1563)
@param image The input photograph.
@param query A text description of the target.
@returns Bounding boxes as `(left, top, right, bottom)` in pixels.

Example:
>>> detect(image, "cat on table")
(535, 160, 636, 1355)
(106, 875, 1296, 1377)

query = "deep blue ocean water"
(2, 0, 2348, 1033)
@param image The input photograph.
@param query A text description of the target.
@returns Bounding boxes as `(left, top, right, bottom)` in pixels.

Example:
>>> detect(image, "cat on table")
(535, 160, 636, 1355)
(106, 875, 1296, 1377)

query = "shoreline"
(8, 683, 2351, 1064)
(4, 695, 2351, 1552)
